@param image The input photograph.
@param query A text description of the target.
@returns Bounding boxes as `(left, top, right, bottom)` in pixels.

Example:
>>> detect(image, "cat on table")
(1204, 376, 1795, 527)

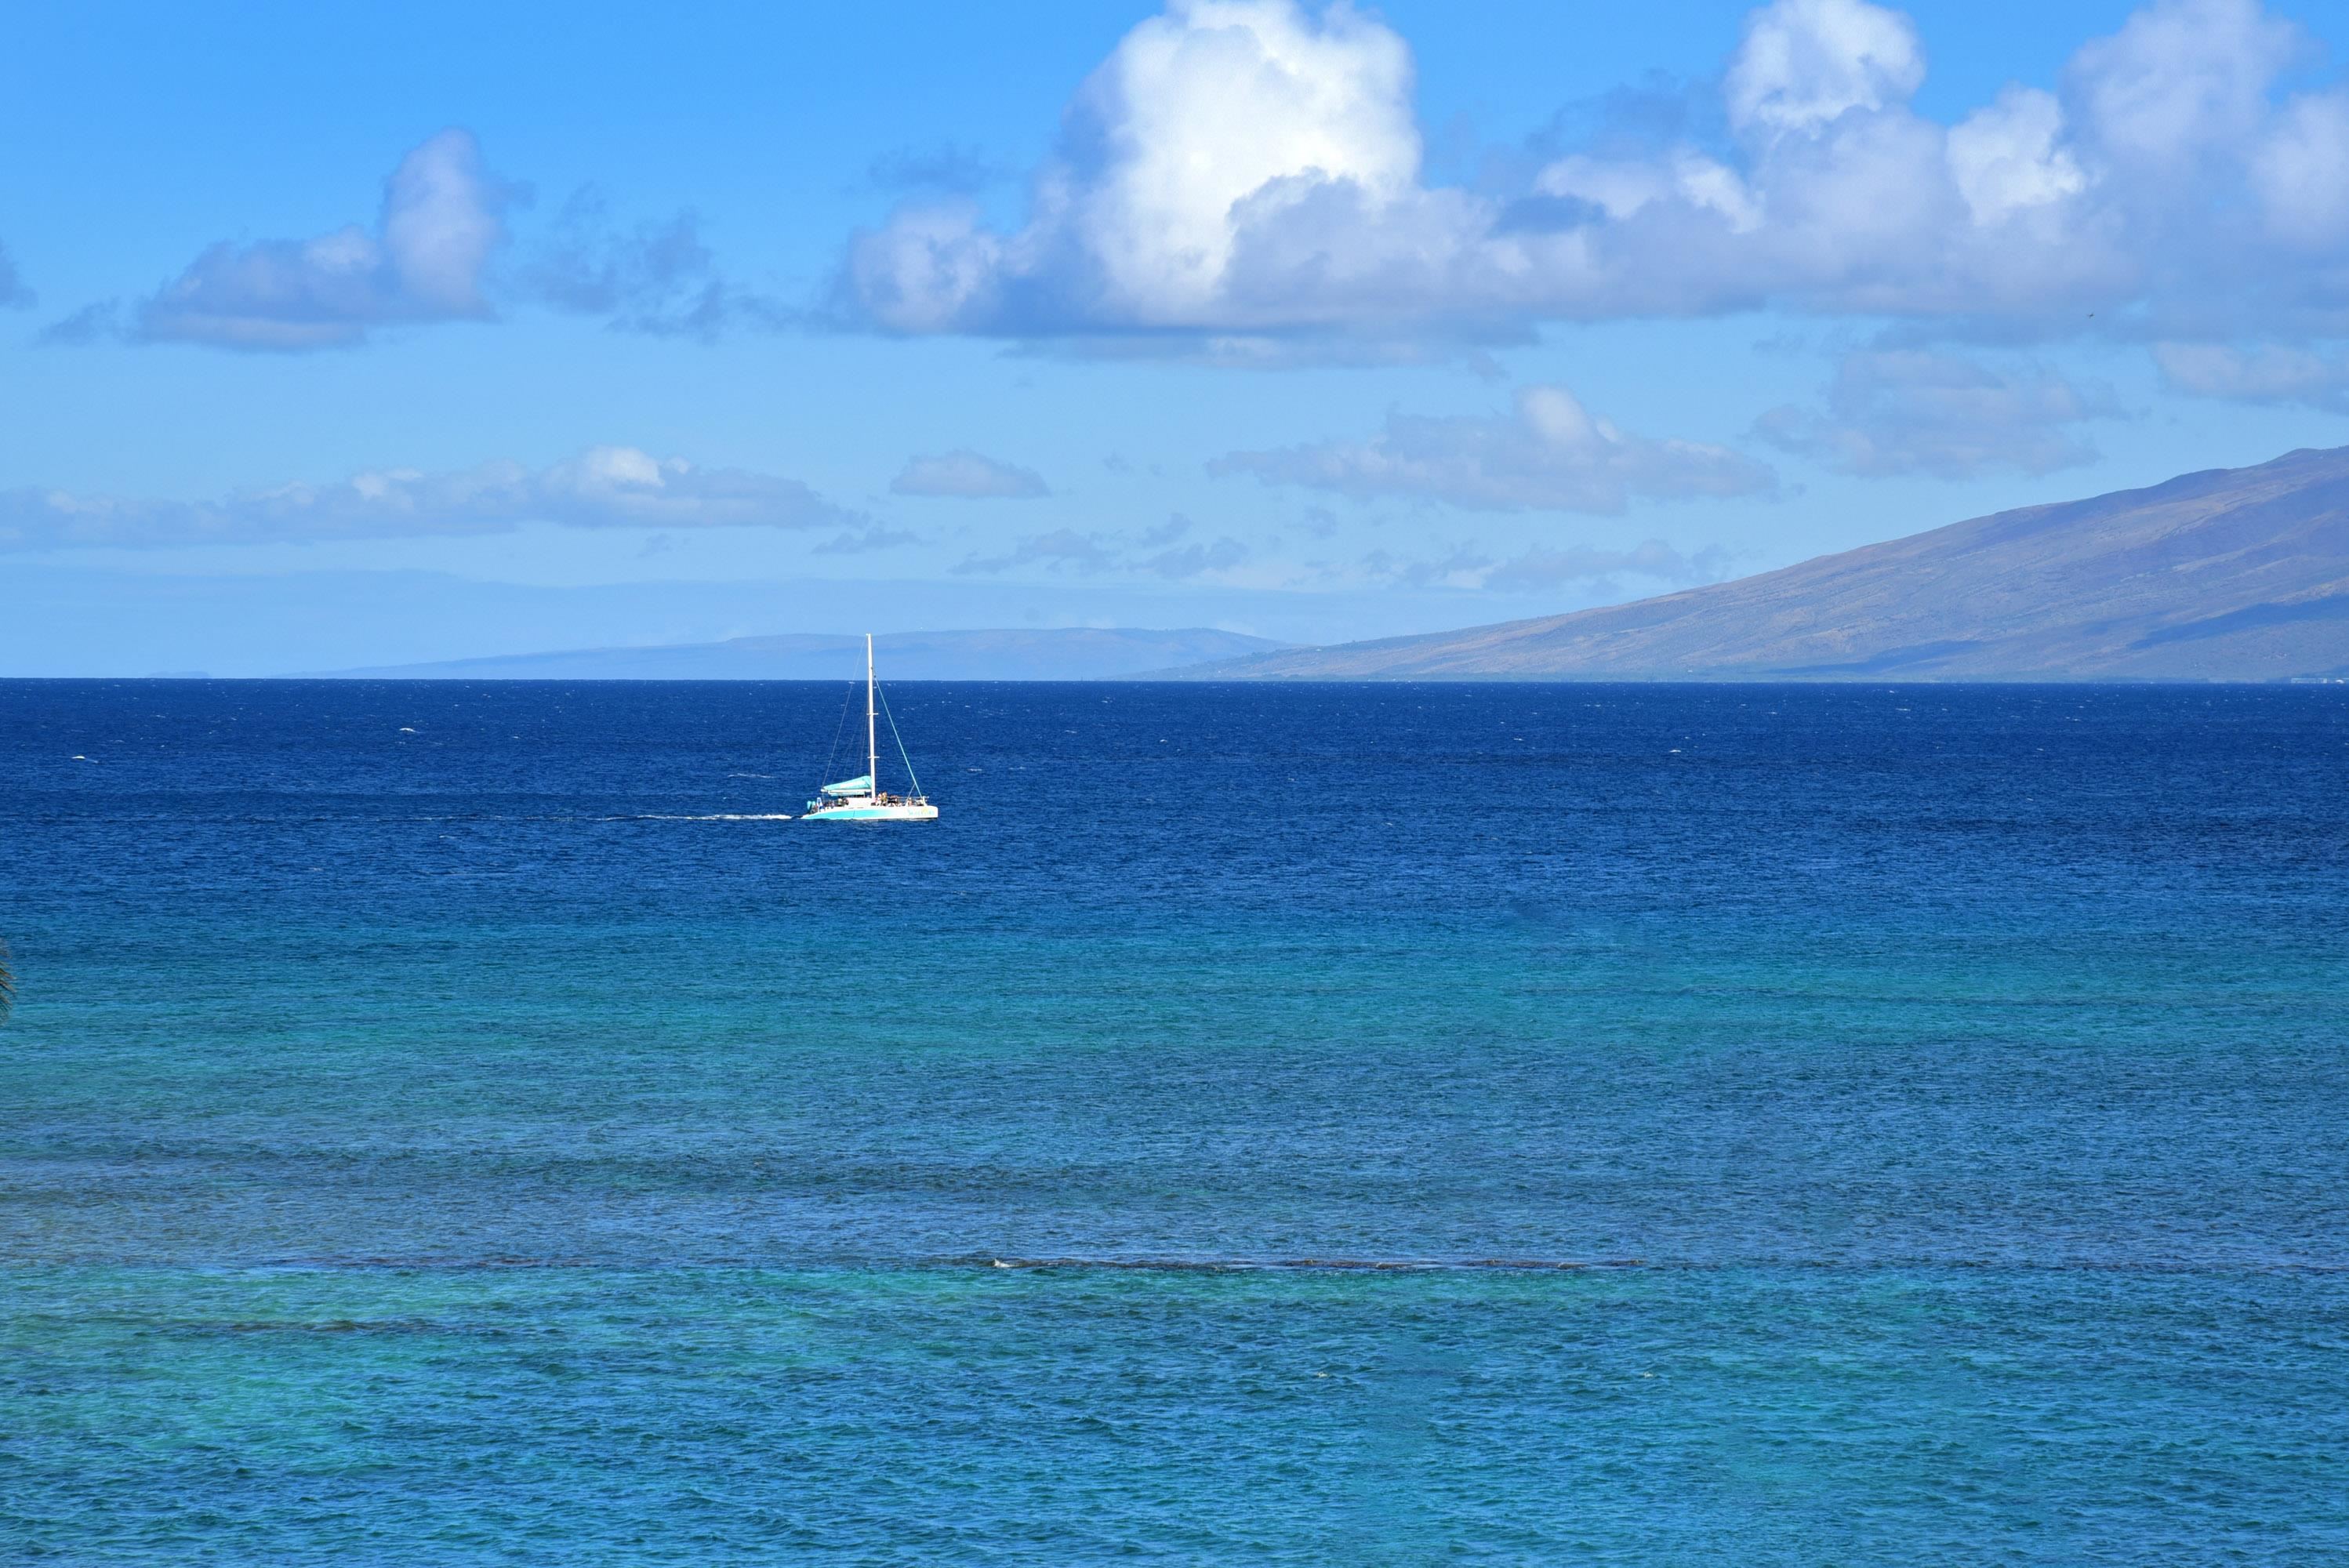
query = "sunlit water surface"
(3, 679, 2344, 1563)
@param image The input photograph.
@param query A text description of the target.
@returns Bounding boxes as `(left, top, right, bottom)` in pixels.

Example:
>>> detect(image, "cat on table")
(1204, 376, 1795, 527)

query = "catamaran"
(803, 634, 939, 822)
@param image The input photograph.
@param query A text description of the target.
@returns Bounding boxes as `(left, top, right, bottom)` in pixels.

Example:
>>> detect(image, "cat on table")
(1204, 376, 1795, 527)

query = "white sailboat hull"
(802, 800, 939, 822)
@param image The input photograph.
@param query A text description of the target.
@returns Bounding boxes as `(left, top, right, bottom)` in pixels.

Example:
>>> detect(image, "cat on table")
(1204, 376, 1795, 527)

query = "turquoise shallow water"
(2, 680, 2345, 1562)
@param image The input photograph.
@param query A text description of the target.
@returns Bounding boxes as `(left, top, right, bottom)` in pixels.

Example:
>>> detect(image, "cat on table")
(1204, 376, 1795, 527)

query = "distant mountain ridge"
(305, 448, 2349, 684)
(1166, 447, 2349, 681)
(312, 626, 1288, 681)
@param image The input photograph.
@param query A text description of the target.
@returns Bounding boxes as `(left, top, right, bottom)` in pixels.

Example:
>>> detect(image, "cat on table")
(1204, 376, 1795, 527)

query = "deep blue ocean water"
(2, 677, 2345, 1564)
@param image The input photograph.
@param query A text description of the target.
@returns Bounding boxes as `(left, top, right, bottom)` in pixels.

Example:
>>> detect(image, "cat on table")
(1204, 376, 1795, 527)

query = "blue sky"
(5, 0, 2348, 673)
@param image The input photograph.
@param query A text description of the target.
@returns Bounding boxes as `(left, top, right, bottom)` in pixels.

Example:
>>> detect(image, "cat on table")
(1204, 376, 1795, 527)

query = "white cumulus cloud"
(2068, 0, 2302, 172)
(835, 0, 2349, 356)
(845, 0, 1459, 337)
(2250, 91, 2349, 249)
(136, 130, 510, 350)
(1725, 0, 1925, 137)
(1947, 88, 2088, 225)
(1073, 0, 1420, 320)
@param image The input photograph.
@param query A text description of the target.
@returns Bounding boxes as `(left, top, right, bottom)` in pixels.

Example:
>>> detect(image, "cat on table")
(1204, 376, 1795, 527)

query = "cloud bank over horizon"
(31, 0, 2345, 408)
(840, 0, 2349, 367)
(0, 448, 859, 552)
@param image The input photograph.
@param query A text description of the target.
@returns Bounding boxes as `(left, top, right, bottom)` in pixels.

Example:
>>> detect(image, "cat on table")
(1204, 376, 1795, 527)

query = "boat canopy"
(820, 775, 873, 797)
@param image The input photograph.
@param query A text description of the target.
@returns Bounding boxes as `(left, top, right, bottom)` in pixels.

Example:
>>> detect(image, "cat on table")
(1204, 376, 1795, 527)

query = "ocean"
(2, 678, 2344, 1563)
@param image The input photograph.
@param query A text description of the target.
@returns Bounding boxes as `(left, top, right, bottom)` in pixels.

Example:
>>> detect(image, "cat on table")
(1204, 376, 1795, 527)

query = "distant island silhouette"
(1164, 447, 2349, 682)
(307, 626, 1288, 682)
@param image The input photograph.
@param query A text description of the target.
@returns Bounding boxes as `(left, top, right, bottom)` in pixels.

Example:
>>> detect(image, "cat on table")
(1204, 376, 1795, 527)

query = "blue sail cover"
(820, 775, 873, 797)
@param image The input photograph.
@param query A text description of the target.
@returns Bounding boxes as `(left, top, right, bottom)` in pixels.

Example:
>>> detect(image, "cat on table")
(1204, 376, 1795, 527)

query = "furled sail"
(820, 775, 873, 797)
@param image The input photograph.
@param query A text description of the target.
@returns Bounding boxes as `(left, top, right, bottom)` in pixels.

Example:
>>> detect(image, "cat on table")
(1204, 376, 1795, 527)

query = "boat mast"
(866, 632, 878, 797)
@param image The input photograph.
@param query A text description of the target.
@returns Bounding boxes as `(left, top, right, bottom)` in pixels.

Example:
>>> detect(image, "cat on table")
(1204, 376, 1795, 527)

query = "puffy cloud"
(1070, 0, 1418, 320)
(76, 136, 777, 349)
(0, 447, 858, 552)
(891, 449, 1051, 498)
(844, 0, 1442, 336)
(1754, 350, 2116, 477)
(2154, 340, 2349, 410)
(2068, 0, 2301, 172)
(382, 131, 503, 314)
(1534, 151, 1761, 233)
(1212, 385, 1775, 513)
(1725, 0, 1924, 137)
(2250, 91, 2349, 249)
(835, 0, 2349, 350)
(136, 130, 510, 350)
(1946, 88, 2087, 225)
(844, 200, 1010, 334)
